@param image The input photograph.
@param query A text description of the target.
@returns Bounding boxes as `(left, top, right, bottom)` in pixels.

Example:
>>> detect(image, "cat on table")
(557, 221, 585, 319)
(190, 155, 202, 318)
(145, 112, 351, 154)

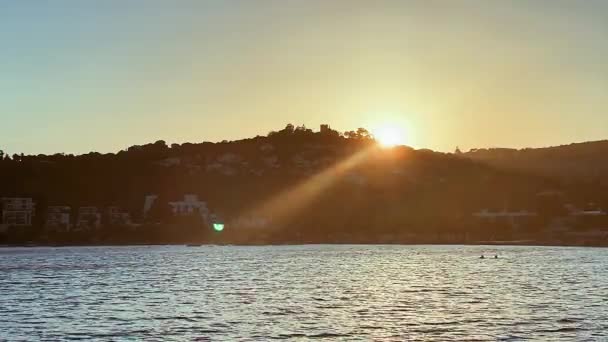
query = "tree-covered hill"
(3, 124, 605, 245)
(462, 140, 608, 205)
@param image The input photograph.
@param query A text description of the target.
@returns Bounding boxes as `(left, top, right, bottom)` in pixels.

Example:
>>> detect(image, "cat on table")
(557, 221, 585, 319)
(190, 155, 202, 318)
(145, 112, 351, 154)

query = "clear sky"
(1, 0, 607, 155)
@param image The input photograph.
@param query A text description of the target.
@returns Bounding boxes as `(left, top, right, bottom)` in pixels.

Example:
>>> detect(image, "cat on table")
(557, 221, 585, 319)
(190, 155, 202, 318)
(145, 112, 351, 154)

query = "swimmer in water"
(494, 255, 498, 259)
(480, 254, 485, 259)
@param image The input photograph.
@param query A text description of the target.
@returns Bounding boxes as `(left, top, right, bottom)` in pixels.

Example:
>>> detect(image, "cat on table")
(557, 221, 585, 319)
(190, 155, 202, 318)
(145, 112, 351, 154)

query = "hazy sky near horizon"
(1, 0, 607, 154)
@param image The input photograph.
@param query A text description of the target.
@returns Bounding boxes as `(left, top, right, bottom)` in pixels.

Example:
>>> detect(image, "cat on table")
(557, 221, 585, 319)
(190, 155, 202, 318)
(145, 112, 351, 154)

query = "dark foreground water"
(1, 245, 607, 341)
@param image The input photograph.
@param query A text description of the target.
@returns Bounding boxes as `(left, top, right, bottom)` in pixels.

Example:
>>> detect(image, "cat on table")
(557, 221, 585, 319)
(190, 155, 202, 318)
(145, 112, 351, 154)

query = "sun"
(373, 125, 407, 147)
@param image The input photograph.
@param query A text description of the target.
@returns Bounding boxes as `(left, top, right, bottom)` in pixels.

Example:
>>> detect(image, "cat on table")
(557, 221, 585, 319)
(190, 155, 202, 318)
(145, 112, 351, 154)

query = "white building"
(292, 154, 310, 168)
(76, 207, 102, 229)
(572, 210, 607, 217)
(142, 195, 158, 218)
(169, 194, 209, 219)
(473, 209, 537, 219)
(46, 206, 71, 231)
(107, 206, 132, 225)
(473, 209, 537, 229)
(1, 198, 35, 226)
(217, 153, 241, 163)
(155, 157, 181, 167)
(262, 156, 280, 168)
(565, 204, 607, 217)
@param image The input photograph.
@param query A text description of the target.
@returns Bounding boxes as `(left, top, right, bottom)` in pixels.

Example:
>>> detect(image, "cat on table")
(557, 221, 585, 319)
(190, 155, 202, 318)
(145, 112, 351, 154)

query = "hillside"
(462, 140, 608, 204)
(2, 125, 606, 245)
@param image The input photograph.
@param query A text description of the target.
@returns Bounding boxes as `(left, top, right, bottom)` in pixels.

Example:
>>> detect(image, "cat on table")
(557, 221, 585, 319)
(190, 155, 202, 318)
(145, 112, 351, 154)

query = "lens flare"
(213, 223, 224, 232)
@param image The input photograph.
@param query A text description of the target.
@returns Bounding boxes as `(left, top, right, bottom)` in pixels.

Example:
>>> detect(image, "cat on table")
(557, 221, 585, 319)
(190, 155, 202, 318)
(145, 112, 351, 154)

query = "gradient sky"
(1, 0, 607, 155)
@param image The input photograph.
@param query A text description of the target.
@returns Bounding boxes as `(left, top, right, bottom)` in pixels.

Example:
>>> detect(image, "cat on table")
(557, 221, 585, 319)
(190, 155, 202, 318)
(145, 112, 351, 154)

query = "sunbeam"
(234, 145, 378, 229)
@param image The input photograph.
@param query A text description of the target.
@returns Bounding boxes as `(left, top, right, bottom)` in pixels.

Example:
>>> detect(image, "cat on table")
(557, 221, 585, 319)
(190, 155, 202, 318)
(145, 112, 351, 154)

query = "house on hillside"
(217, 153, 241, 163)
(142, 195, 158, 219)
(473, 209, 537, 219)
(565, 204, 607, 217)
(473, 209, 538, 230)
(564, 204, 608, 230)
(107, 206, 132, 225)
(76, 207, 102, 230)
(259, 143, 274, 152)
(262, 156, 280, 168)
(169, 194, 210, 220)
(155, 157, 181, 167)
(46, 206, 71, 231)
(206, 161, 223, 172)
(1, 198, 35, 226)
(292, 154, 310, 168)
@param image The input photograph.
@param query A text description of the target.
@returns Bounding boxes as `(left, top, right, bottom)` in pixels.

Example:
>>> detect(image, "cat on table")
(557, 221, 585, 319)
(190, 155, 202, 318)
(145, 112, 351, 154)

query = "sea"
(1, 245, 607, 341)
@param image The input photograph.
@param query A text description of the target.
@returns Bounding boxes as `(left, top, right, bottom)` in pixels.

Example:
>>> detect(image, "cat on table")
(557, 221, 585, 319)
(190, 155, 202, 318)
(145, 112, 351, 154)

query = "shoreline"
(2, 240, 607, 248)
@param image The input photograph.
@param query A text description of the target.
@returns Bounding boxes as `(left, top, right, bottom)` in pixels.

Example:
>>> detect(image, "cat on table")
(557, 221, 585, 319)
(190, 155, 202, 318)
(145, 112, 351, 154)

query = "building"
(155, 157, 181, 167)
(564, 204, 608, 230)
(1, 198, 35, 226)
(565, 204, 607, 217)
(259, 143, 274, 152)
(107, 206, 132, 225)
(76, 207, 101, 229)
(169, 194, 209, 219)
(46, 206, 71, 231)
(473, 209, 537, 219)
(320, 124, 330, 133)
(142, 195, 158, 219)
(473, 209, 538, 230)
(217, 153, 241, 163)
(230, 214, 270, 229)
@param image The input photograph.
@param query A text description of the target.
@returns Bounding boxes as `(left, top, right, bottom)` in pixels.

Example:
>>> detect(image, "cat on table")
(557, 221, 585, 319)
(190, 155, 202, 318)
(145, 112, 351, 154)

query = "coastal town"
(1, 192, 607, 246)
(0, 194, 228, 232)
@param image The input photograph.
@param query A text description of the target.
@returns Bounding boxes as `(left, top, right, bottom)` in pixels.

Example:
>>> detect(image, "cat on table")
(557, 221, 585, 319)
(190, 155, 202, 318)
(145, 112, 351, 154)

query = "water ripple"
(1, 245, 607, 340)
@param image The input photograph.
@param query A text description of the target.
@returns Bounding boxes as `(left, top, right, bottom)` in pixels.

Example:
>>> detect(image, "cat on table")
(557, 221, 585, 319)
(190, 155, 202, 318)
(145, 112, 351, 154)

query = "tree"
(294, 125, 313, 135)
(268, 124, 296, 138)
(283, 123, 295, 134)
(356, 127, 372, 140)
(344, 127, 373, 140)
(344, 130, 357, 139)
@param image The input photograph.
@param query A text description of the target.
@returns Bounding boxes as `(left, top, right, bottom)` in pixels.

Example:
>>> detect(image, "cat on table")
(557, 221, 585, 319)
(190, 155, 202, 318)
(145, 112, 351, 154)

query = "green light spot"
(213, 223, 224, 232)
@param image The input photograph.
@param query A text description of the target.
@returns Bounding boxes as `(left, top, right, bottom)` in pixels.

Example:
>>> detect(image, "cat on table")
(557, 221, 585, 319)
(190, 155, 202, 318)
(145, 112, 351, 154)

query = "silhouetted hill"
(462, 140, 608, 204)
(2, 125, 607, 245)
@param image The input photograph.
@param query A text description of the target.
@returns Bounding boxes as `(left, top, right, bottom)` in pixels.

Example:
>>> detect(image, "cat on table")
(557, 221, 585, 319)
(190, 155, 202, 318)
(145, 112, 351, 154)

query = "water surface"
(1, 245, 607, 340)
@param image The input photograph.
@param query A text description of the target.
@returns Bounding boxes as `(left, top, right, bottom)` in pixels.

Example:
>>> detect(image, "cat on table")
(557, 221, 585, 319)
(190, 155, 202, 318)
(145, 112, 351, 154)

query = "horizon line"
(2, 132, 607, 158)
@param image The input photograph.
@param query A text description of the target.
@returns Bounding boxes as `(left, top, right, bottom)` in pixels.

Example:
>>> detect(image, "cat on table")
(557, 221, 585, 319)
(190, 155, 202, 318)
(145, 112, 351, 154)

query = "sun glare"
(373, 125, 407, 147)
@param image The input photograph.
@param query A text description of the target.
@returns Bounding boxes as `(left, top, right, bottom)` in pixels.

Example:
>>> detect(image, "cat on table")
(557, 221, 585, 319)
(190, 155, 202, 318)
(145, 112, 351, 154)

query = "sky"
(1, 0, 607, 155)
